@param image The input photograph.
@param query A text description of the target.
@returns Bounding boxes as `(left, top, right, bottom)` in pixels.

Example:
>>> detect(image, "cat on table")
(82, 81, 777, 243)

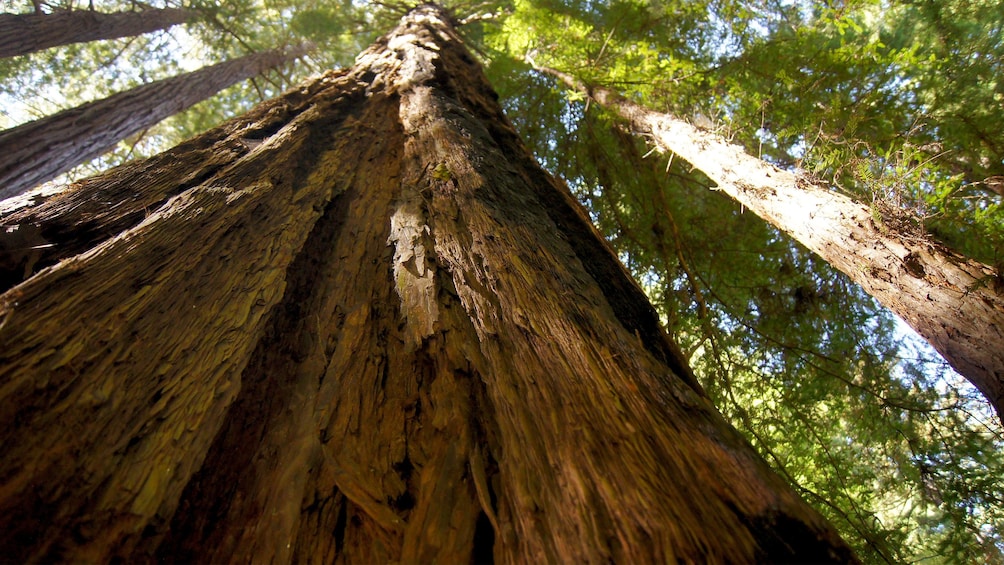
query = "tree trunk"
(543, 69, 1004, 425)
(0, 6, 855, 563)
(0, 7, 195, 59)
(0, 45, 307, 201)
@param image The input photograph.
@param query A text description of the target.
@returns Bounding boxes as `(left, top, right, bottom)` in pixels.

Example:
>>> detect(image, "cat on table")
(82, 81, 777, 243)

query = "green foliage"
(288, 8, 346, 42)
(703, 0, 1004, 263)
(480, 2, 1004, 559)
(0, 0, 381, 182)
(3, 0, 1003, 561)
(1, 5, 190, 127)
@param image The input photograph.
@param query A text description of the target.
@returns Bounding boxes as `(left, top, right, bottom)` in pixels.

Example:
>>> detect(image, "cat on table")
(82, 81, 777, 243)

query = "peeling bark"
(543, 68, 1004, 425)
(0, 45, 308, 201)
(0, 7, 195, 59)
(0, 5, 855, 562)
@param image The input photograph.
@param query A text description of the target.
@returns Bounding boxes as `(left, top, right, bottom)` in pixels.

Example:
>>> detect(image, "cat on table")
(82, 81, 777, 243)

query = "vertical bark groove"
(0, 75, 335, 293)
(0, 5, 855, 563)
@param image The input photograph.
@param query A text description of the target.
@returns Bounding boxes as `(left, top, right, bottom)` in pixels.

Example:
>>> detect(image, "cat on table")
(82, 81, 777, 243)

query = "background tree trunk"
(545, 70, 1004, 424)
(0, 44, 308, 201)
(0, 6, 855, 563)
(0, 7, 195, 59)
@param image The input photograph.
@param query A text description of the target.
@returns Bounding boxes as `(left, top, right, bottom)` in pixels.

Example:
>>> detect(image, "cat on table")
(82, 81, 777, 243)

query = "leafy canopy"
(2, 0, 1002, 561)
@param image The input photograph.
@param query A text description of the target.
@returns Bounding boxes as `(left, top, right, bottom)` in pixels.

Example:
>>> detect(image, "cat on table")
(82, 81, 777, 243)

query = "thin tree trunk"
(540, 66, 1004, 424)
(0, 5, 855, 563)
(0, 7, 195, 59)
(0, 44, 308, 201)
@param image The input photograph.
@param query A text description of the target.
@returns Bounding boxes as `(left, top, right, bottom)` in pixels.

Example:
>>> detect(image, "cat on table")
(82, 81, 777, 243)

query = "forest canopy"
(1, 0, 1002, 562)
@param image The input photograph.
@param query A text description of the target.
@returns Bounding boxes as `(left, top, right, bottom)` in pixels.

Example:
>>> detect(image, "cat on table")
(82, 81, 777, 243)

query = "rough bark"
(0, 44, 307, 201)
(543, 69, 1004, 425)
(0, 7, 195, 59)
(0, 5, 855, 563)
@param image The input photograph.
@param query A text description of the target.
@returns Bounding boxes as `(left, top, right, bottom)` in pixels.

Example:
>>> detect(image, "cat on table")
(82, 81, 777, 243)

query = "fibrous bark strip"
(0, 5, 855, 563)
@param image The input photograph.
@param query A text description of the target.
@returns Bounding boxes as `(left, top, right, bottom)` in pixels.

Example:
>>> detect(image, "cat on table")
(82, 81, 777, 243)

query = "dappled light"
(1, 0, 1002, 562)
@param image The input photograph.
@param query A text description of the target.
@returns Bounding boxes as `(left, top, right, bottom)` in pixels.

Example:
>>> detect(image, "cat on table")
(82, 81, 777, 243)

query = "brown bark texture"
(545, 70, 1004, 425)
(0, 5, 855, 563)
(0, 44, 306, 201)
(0, 7, 194, 59)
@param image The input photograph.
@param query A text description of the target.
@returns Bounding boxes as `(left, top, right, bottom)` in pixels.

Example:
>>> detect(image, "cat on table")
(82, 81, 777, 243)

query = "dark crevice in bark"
(748, 509, 857, 563)
(423, 27, 700, 394)
(0, 74, 362, 295)
(156, 181, 355, 561)
(154, 89, 402, 563)
(332, 497, 349, 552)
(0, 6, 856, 562)
(470, 511, 496, 564)
(27, 160, 222, 271)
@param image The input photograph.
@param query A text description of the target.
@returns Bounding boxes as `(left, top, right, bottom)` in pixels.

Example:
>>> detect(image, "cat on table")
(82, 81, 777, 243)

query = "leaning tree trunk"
(0, 7, 195, 59)
(0, 5, 855, 563)
(541, 68, 1004, 424)
(0, 44, 308, 201)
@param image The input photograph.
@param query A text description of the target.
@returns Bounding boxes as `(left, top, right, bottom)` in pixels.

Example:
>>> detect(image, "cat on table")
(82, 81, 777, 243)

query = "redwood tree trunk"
(0, 6, 854, 563)
(544, 69, 1004, 424)
(0, 44, 306, 201)
(0, 7, 195, 59)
